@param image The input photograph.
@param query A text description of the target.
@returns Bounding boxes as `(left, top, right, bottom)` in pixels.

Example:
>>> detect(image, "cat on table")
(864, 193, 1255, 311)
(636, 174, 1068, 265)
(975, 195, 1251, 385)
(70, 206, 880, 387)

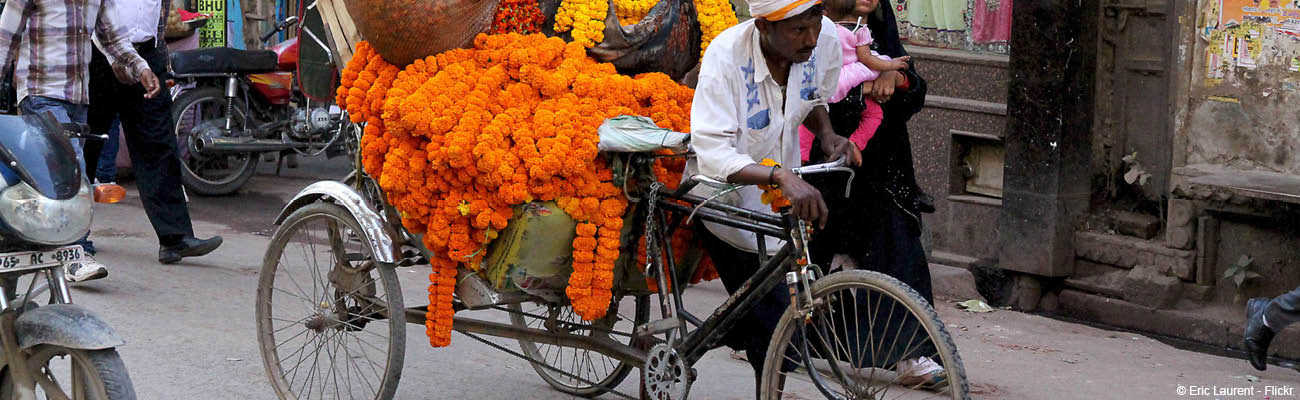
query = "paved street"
(71, 158, 1300, 399)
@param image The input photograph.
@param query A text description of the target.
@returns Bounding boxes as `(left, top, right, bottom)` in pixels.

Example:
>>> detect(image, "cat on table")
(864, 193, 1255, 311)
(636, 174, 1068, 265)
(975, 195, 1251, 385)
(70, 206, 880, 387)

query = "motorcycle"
(0, 112, 135, 399)
(168, 15, 348, 196)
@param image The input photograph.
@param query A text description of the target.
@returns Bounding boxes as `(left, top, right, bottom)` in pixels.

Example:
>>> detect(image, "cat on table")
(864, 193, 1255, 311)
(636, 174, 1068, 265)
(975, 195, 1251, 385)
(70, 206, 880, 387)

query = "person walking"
(0, 0, 166, 281)
(1244, 287, 1300, 371)
(87, 0, 222, 269)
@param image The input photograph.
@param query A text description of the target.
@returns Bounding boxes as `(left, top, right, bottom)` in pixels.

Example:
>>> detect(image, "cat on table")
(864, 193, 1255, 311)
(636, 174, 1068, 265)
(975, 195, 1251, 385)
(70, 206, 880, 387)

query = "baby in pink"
(799, 1, 910, 162)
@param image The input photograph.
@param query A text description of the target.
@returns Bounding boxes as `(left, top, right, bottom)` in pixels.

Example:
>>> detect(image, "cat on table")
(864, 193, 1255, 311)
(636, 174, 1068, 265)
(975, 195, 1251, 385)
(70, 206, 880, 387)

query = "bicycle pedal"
(634, 317, 681, 338)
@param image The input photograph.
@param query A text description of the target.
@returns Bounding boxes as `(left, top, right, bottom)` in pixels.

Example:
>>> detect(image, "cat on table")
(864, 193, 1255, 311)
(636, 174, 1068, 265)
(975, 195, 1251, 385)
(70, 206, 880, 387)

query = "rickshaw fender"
(14, 304, 125, 351)
(275, 180, 398, 264)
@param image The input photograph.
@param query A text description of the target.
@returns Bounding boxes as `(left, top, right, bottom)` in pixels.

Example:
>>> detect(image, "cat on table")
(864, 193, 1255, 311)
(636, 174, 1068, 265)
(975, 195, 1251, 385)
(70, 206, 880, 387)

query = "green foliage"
(1221, 255, 1262, 288)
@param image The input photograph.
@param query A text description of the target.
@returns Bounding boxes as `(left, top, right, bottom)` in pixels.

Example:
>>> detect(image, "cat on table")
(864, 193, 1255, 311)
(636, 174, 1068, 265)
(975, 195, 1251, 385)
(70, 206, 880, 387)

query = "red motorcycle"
(168, 15, 348, 195)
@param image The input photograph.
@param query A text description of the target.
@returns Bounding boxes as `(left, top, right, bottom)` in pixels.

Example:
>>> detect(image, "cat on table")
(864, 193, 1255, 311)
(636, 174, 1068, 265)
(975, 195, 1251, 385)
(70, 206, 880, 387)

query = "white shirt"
(105, 0, 162, 44)
(686, 17, 842, 254)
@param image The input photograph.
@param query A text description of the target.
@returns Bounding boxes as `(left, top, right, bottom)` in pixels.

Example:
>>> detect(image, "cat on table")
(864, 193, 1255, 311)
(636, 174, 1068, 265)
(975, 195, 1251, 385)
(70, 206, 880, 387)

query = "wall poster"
(197, 0, 227, 48)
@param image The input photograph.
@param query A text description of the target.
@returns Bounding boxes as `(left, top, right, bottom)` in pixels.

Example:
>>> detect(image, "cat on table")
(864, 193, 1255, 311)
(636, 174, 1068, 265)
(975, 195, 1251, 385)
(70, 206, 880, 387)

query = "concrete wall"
(1185, 0, 1300, 174)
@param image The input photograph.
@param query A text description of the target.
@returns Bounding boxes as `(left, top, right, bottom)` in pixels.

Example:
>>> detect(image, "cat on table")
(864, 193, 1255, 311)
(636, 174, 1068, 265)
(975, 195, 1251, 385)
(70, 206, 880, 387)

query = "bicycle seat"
(169, 48, 280, 76)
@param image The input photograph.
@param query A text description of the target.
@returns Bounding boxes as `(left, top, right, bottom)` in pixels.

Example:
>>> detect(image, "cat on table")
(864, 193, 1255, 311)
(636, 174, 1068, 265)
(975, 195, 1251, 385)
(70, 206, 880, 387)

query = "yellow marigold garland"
(337, 34, 696, 348)
(554, 0, 610, 47)
(613, 0, 656, 25)
(694, 0, 739, 57)
(572, 0, 737, 57)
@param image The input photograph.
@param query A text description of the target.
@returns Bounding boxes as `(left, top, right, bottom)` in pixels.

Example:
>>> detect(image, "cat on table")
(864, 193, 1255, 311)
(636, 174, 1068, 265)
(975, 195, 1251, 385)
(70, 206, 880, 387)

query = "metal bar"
(48, 267, 70, 304)
(654, 210, 689, 339)
(666, 193, 785, 226)
(404, 308, 647, 366)
(656, 202, 786, 239)
(679, 310, 703, 328)
(678, 244, 794, 365)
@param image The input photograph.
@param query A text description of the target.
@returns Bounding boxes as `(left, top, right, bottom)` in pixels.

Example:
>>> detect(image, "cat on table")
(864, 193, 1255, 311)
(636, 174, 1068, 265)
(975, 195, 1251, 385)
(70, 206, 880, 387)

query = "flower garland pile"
(337, 34, 697, 348)
(490, 0, 546, 35)
(559, 0, 737, 57)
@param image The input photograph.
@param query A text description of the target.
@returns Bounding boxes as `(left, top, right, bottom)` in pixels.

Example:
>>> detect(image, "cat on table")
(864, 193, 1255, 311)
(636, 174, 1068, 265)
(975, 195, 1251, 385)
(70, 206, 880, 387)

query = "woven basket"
(343, 0, 501, 66)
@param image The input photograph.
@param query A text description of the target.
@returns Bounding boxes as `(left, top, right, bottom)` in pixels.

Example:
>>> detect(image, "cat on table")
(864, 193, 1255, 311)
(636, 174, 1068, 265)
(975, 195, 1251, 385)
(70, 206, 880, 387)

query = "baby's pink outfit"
(800, 23, 889, 162)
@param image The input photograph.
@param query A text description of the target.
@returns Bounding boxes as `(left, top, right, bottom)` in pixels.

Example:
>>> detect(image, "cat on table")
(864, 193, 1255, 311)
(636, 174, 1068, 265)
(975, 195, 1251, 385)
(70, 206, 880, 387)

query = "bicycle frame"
(346, 146, 850, 396)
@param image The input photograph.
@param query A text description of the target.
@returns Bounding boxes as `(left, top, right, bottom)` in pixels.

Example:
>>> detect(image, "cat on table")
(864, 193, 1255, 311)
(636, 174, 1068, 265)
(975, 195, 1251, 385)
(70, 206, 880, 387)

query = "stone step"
(909, 46, 1010, 104)
(929, 263, 986, 303)
(1058, 289, 1300, 362)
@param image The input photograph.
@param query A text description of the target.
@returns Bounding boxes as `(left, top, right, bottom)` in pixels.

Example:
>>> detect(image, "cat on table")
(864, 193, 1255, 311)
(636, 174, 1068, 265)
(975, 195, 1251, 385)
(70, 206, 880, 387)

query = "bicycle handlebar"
(260, 16, 301, 43)
(686, 158, 856, 197)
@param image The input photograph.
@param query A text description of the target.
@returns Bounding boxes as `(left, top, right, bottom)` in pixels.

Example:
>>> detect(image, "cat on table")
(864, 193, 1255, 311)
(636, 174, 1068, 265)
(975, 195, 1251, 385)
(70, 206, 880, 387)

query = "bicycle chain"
(643, 182, 663, 277)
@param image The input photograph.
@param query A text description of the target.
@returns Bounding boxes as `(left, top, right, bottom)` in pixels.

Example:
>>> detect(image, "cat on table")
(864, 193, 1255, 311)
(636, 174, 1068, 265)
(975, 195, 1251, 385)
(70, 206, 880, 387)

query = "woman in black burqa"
(805, 0, 948, 387)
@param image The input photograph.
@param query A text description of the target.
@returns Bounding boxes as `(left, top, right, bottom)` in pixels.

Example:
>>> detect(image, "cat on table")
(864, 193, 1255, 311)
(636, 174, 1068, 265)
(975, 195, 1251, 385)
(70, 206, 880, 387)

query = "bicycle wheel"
(0, 346, 135, 400)
(257, 202, 406, 400)
(760, 270, 968, 400)
(508, 295, 650, 397)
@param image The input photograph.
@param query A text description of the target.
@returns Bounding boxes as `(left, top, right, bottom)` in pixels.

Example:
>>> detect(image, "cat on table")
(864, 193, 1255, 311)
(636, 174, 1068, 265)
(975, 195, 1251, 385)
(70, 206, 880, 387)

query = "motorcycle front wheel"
(0, 345, 136, 400)
(171, 87, 259, 196)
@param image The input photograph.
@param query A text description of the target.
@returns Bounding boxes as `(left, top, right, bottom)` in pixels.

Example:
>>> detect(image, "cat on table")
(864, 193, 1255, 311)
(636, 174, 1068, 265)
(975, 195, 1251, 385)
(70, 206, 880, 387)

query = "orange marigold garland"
(337, 34, 697, 347)
(758, 158, 792, 212)
(491, 0, 546, 35)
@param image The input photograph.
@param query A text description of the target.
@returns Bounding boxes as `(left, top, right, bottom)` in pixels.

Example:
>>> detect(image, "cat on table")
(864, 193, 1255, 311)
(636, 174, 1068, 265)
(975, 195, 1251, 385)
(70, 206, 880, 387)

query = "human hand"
(818, 134, 862, 167)
(890, 56, 911, 70)
(140, 70, 162, 98)
(772, 168, 829, 228)
(870, 70, 899, 103)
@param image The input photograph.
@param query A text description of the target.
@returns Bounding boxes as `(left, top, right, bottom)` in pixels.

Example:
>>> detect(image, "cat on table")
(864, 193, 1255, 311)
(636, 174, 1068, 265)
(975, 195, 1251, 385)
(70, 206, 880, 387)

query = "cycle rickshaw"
(255, 119, 970, 399)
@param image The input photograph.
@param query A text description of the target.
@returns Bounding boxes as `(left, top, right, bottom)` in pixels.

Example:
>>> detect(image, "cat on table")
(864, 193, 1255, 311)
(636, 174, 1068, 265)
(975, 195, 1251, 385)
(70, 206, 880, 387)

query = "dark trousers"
(86, 44, 194, 246)
(1266, 287, 1300, 330)
(698, 227, 794, 377)
(809, 188, 939, 368)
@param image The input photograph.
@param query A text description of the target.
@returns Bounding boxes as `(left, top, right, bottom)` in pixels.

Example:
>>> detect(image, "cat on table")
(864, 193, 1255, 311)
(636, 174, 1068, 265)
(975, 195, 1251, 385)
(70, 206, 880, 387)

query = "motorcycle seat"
(169, 47, 280, 76)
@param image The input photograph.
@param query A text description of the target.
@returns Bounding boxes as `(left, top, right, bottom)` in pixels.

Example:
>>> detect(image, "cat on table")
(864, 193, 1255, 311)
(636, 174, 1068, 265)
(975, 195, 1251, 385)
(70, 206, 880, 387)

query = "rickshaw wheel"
(257, 202, 406, 400)
(508, 295, 650, 397)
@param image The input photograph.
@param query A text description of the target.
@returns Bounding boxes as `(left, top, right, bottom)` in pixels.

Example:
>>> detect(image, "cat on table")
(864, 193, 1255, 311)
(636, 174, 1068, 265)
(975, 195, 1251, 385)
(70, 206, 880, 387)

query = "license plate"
(0, 246, 83, 273)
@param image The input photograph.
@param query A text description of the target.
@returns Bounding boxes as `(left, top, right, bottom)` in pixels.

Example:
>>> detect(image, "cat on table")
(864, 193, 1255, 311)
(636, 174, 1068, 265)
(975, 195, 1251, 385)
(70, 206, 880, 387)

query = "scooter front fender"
(14, 304, 124, 351)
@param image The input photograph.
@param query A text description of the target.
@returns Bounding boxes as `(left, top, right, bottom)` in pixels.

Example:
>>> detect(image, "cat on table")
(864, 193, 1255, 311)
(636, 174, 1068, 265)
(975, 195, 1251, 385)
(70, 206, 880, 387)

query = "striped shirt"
(0, 0, 150, 105)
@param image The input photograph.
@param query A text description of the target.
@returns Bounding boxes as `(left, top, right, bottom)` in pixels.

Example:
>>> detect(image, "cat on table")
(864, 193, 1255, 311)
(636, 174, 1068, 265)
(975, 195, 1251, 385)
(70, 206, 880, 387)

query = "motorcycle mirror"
(93, 183, 126, 204)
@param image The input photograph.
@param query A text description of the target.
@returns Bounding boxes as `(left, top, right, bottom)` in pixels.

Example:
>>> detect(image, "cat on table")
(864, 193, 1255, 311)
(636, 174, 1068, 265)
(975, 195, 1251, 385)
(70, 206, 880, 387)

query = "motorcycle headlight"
(0, 180, 92, 245)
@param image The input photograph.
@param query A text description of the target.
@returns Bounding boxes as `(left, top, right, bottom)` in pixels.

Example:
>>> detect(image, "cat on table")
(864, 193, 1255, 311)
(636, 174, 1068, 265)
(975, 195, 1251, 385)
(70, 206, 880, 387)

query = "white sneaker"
(65, 255, 109, 282)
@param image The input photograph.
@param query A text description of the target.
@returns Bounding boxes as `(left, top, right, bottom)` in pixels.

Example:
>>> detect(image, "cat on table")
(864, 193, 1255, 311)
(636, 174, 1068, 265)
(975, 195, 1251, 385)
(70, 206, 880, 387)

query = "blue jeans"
(18, 96, 95, 255)
(94, 117, 120, 183)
